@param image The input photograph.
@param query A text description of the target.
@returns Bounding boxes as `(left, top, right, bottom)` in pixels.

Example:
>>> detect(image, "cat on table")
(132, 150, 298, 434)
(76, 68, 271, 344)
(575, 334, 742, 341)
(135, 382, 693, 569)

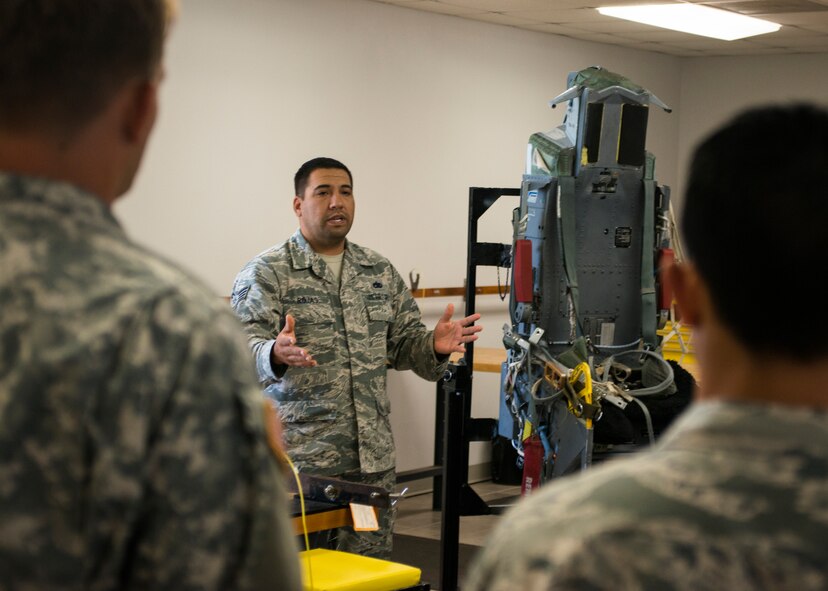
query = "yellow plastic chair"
(298, 548, 426, 591)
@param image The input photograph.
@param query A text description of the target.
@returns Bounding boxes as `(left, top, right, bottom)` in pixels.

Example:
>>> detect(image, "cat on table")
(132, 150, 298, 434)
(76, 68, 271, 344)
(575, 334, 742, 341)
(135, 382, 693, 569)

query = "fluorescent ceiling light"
(596, 4, 781, 41)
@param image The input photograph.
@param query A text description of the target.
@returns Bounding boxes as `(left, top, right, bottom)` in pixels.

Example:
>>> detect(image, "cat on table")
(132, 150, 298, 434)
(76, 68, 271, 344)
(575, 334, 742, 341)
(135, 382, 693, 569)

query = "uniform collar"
(288, 228, 381, 270)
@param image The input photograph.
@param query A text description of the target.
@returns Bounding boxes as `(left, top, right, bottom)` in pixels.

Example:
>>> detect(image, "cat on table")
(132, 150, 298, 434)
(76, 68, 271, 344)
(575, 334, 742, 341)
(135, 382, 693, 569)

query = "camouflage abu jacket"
(465, 400, 828, 591)
(0, 173, 301, 591)
(231, 229, 447, 475)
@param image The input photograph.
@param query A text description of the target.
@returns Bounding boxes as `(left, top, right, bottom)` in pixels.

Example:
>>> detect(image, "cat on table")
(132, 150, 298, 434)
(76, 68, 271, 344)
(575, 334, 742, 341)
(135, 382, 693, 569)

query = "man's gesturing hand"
(433, 303, 483, 355)
(271, 313, 317, 367)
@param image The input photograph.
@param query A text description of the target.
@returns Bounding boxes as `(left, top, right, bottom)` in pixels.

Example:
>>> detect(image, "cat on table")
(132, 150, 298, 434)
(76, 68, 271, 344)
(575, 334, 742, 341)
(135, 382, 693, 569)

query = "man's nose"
(329, 191, 344, 208)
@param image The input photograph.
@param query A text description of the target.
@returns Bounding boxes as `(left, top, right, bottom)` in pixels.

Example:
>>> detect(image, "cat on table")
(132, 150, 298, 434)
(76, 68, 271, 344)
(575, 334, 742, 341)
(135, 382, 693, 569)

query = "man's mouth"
(327, 214, 348, 225)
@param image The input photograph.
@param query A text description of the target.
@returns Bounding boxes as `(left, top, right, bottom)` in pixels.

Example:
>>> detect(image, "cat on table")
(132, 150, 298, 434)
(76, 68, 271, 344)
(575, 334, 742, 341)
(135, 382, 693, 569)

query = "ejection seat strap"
(641, 179, 657, 347)
(557, 176, 581, 331)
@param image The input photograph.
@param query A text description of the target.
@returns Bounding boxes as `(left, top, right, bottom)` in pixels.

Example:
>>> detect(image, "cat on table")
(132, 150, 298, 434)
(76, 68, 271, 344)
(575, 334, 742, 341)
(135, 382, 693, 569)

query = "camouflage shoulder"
(345, 239, 387, 267)
(345, 243, 410, 290)
(245, 239, 293, 270)
(95, 237, 262, 343)
(235, 240, 293, 282)
(231, 240, 292, 308)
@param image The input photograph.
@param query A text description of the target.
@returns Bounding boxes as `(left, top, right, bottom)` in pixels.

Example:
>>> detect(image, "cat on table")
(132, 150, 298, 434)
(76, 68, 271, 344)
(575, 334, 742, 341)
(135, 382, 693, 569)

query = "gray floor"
(393, 480, 521, 547)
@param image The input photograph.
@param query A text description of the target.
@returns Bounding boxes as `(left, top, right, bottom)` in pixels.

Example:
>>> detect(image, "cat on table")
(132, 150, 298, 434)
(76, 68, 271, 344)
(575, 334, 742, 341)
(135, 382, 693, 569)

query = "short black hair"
(0, 0, 169, 135)
(294, 157, 353, 197)
(681, 103, 828, 360)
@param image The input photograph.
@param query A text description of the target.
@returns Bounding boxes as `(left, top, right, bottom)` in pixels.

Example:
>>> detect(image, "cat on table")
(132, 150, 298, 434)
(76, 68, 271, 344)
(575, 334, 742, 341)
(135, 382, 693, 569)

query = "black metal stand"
(437, 187, 520, 591)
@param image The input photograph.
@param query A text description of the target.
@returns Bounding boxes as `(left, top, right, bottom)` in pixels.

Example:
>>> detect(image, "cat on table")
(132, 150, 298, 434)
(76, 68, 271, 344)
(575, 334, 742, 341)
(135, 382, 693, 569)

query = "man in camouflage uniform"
(0, 2, 301, 589)
(465, 104, 828, 591)
(231, 157, 482, 558)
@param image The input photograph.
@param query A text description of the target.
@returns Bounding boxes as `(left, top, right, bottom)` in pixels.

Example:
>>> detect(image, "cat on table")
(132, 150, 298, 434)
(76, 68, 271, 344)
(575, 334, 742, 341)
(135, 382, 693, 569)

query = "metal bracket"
(285, 472, 391, 509)
(603, 393, 629, 409)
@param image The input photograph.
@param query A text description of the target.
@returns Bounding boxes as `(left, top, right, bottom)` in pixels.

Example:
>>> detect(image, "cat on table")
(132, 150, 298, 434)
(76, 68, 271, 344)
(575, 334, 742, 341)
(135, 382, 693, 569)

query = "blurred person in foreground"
(0, 2, 301, 589)
(465, 103, 828, 591)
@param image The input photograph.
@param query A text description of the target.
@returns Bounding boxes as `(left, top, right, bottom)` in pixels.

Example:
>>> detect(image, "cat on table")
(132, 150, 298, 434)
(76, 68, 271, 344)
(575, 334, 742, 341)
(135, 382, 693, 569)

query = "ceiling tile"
(711, 46, 804, 54)
(759, 25, 821, 37)
(405, 0, 486, 15)
(753, 10, 828, 24)
(615, 29, 709, 42)
(774, 35, 828, 46)
(700, 0, 828, 14)
(625, 42, 709, 56)
(560, 31, 632, 44)
(797, 22, 828, 32)
(464, 12, 540, 26)
(556, 0, 632, 5)
(520, 22, 579, 35)
(666, 37, 771, 50)
(504, 8, 604, 23)
(567, 20, 669, 34)
(360, 0, 828, 56)
(371, 0, 429, 4)
(438, 0, 561, 10)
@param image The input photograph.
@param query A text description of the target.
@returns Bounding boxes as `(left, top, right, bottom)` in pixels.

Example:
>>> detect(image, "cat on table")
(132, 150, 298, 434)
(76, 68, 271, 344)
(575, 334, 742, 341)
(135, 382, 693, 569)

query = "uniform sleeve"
(385, 265, 448, 381)
(463, 501, 559, 591)
(113, 293, 301, 591)
(231, 262, 284, 384)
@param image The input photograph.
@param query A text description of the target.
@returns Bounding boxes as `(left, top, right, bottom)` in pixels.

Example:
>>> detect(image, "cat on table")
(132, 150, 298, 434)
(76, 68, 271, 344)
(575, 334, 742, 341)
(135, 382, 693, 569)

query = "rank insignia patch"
(230, 286, 250, 306)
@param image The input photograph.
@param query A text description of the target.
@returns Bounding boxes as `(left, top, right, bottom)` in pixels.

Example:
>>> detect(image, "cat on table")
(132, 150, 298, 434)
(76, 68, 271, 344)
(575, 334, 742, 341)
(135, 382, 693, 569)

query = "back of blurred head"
(680, 103, 828, 364)
(0, 0, 174, 201)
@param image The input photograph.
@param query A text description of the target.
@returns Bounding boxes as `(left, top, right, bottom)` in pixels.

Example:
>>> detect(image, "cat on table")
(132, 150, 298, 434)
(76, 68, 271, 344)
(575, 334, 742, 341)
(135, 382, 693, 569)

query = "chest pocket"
(365, 299, 393, 322)
(285, 300, 336, 362)
(364, 295, 393, 352)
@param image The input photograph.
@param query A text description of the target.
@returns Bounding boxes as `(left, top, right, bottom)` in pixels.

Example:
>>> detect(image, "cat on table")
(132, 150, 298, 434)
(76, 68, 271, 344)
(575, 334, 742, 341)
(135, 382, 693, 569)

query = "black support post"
(438, 362, 465, 591)
(436, 187, 520, 591)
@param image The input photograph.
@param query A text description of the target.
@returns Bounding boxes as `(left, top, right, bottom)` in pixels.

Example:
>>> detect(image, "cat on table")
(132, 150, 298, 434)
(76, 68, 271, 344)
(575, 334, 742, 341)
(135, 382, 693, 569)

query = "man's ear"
(122, 78, 159, 145)
(667, 262, 704, 327)
(293, 196, 302, 218)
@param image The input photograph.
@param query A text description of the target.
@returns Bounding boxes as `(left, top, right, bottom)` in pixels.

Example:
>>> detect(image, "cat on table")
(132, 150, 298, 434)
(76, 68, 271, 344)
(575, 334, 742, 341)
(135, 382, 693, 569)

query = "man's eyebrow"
(312, 183, 352, 191)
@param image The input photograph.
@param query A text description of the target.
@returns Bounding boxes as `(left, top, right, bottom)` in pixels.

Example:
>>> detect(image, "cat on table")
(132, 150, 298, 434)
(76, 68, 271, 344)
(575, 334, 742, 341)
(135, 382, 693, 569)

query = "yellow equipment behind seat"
(299, 548, 423, 591)
(657, 320, 699, 382)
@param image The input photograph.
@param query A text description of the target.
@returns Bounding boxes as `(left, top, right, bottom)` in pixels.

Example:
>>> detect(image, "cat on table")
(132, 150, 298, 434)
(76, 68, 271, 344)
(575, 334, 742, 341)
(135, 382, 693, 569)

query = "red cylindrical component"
(513, 239, 534, 303)
(657, 248, 675, 310)
(521, 434, 543, 497)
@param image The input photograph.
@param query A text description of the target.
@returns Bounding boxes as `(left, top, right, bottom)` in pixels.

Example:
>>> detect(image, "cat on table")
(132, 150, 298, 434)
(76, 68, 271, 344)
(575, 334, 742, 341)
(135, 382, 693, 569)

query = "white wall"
(675, 54, 828, 208)
(115, 0, 685, 472)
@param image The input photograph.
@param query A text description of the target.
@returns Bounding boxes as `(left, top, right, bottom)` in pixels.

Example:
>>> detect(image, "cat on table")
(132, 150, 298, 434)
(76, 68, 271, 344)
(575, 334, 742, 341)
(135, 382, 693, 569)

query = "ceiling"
(366, 0, 828, 56)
